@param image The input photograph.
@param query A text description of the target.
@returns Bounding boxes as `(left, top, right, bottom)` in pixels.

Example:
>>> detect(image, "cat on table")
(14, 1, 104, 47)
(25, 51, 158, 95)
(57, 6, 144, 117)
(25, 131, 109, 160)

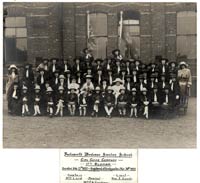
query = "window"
(118, 11, 140, 59)
(87, 13, 108, 59)
(4, 17, 27, 64)
(177, 11, 196, 59)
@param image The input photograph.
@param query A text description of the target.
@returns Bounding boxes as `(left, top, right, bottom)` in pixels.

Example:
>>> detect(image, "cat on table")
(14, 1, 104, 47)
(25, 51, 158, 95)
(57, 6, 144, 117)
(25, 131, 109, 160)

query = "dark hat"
(169, 61, 177, 66)
(102, 78, 108, 82)
(150, 73, 157, 78)
(125, 74, 132, 78)
(71, 75, 77, 80)
(13, 81, 19, 86)
(38, 67, 45, 72)
(86, 66, 92, 70)
(132, 67, 137, 72)
(24, 63, 32, 68)
(43, 58, 49, 62)
(116, 59, 121, 63)
(160, 73, 166, 77)
(76, 70, 82, 74)
(74, 56, 81, 61)
(54, 70, 59, 74)
(149, 62, 157, 67)
(107, 68, 113, 72)
(160, 58, 168, 62)
(95, 58, 103, 63)
(106, 56, 112, 60)
(138, 74, 144, 79)
(50, 58, 59, 62)
(153, 84, 158, 89)
(65, 70, 71, 74)
(112, 49, 120, 55)
(164, 84, 170, 90)
(97, 67, 103, 71)
(120, 67, 127, 73)
(83, 47, 89, 53)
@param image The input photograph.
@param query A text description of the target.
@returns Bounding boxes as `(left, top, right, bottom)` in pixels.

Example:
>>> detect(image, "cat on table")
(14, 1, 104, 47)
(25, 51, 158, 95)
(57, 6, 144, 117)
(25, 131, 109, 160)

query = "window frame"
(87, 12, 108, 58)
(176, 11, 197, 60)
(118, 11, 141, 58)
(4, 16, 28, 64)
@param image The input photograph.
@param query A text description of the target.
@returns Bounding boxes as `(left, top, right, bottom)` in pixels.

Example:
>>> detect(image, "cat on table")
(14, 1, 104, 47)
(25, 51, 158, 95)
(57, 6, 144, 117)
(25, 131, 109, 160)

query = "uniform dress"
(91, 92, 103, 116)
(79, 93, 89, 116)
(139, 93, 150, 119)
(21, 91, 31, 116)
(117, 93, 128, 116)
(67, 92, 78, 116)
(7, 86, 21, 115)
(33, 92, 42, 116)
(129, 93, 139, 117)
(104, 92, 115, 116)
(55, 92, 66, 116)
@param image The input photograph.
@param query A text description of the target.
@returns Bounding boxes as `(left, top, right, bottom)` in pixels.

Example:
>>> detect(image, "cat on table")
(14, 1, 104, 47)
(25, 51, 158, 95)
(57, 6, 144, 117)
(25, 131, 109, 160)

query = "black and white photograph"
(3, 2, 197, 148)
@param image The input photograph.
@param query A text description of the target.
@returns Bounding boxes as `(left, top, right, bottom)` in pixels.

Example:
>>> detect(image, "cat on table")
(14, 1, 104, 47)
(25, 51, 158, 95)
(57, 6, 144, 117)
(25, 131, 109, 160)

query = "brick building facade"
(3, 2, 197, 96)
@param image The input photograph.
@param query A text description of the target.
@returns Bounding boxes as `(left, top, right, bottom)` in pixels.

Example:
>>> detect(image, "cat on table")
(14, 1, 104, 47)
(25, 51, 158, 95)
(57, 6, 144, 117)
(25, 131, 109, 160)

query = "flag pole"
(86, 10, 90, 46)
(119, 11, 123, 48)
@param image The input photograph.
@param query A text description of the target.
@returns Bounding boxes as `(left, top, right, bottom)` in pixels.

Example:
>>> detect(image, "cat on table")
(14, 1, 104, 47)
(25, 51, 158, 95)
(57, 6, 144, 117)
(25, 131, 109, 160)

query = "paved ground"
(3, 96, 196, 148)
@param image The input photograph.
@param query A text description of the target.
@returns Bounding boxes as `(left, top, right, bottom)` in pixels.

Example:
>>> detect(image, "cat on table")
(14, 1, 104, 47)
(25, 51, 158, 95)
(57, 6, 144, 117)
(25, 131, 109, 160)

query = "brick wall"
(3, 2, 197, 96)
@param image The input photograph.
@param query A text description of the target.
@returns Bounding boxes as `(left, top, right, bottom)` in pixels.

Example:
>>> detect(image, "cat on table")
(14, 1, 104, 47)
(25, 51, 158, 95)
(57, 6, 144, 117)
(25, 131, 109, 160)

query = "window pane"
(15, 17, 26, 27)
(126, 25, 140, 36)
(16, 28, 27, 37)
(16, 38, 27, 63)
(5, 17, 16, 27)
(5, 38, 16, 63)
(119, 37, 140, 58)
(89, 13, 107, 36)
(88, 37, 107, 59)
(177, 36, 196, 59)
(177, 11, 196, 34)
(123, 20, 139, 25)
(5, 28, 15, 37)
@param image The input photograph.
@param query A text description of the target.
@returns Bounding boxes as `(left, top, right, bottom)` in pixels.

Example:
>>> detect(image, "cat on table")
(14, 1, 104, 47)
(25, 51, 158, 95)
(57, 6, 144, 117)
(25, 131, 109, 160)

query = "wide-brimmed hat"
(59, 75, 65, 79)
(179, 61, 188, 67)
(8, 64, 18, 70)
(46, 87, 53, 92)
(85, 74, 93, 79)
(58, 86, 64, 90)
(113, 78, 123, 83)
(142, 87, 147, 92)
(95, 86, 101, 91)
(112, 49, 120, 55)
(22, 85, 28, 90)
(131, 88, 137, 92)
(34, 85, 41, 90)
